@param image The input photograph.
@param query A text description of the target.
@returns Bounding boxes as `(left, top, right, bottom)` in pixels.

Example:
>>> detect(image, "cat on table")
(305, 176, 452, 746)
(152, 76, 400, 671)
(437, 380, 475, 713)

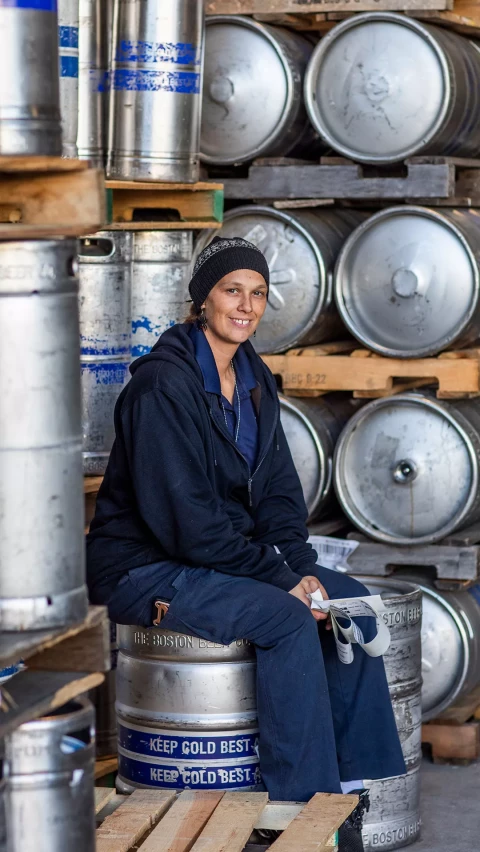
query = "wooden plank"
(108, 182, 223, 226)
(140, 791, 224, 852)
(436, 684, 480, 725)
(223, 161, 454, 201)
(422, 721, 480, 762)
(255, 802, 303, 830)
(269, 793, 357, 852)
(84, 475, 104, 494)
(96, 789, 176, 852)
(346, 539, 479, 582)
(0, 167, 105, 239)
(95, 787, 116, 815)
(190, 792, 268, 852)
(107, 220, 222, 231)
(205, 0, 451, 14)
(95, 756, 119, 781)
(0, 606, 109, 670)
(0, 156, 90, 173)
(0, 670, 104, 738)
(262, 351, 480, 398)
(27, 610, 110, 674)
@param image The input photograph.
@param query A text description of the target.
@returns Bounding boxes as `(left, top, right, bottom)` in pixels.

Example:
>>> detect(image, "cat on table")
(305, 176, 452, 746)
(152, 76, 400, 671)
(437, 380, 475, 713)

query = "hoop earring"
(200, 308, 207, 329)
(253, 330, 256, 337)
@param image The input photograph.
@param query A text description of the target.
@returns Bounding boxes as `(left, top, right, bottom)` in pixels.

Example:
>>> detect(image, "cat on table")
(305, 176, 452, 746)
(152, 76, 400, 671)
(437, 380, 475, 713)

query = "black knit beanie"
(189, 236, 270, 310)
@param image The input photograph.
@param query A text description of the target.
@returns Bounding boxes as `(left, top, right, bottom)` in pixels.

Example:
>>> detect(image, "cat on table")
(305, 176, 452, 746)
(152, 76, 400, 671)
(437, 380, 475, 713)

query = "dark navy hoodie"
(86, 323, 319, 598)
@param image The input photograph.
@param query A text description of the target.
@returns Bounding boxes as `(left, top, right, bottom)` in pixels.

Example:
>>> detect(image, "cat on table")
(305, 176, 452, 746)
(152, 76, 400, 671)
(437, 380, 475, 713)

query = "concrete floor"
(414, 757, 480, 851)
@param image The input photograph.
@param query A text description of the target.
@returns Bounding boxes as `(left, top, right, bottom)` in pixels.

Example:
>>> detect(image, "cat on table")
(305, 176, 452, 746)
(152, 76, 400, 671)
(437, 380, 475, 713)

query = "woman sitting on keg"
(87, 237, 405, 848)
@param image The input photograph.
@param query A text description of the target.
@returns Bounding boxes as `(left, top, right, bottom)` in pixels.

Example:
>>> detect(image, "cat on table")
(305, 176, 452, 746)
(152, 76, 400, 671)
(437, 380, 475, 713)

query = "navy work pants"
(94, 562, 406, 801)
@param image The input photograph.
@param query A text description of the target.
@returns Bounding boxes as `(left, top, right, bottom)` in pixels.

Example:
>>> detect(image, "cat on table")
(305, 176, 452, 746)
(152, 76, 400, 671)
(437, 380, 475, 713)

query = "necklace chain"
(221, 360, 241, 442)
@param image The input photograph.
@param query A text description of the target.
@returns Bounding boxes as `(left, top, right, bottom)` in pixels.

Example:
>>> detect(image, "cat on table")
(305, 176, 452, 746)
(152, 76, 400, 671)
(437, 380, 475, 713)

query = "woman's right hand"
(289, 577, 330, 623)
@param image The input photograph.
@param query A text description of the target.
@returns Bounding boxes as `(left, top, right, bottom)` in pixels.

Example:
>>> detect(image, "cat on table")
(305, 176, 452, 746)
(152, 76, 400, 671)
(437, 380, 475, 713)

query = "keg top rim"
(304, 12, 451, 164)
(334, 206, 480, 358)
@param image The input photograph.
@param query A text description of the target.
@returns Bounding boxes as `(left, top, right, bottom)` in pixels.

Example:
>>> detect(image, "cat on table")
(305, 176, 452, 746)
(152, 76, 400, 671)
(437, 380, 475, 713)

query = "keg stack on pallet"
(0, 2, 114, 852)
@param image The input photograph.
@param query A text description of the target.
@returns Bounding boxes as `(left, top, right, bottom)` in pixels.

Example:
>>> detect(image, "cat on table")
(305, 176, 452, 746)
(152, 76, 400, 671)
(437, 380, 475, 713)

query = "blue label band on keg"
(60, 55, 79, 78)
(81, 341, 131, 358)
(118, 725, 259, 761)
(80, 362, 130, 385)
(116, 40, 202, 66)
(59, 25, 79, 49)
(119, 754, 261, 790)
(109, 69, 201, 95)
(0, 0, 57, 8)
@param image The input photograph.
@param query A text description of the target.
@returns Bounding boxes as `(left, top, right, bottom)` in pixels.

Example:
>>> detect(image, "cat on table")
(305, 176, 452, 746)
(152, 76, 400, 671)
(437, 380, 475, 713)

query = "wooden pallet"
(95, 788, 357, 852)
(0, 156, 106, 238)
(263, 345, 480, 400)
(106, 180, 224, 230)
(95, 756, 119, 782)
(0, 606, 110, 738)
(343, 531, 480, 587)
(422, 719, 480, 764)
(222, 156, 480, 204)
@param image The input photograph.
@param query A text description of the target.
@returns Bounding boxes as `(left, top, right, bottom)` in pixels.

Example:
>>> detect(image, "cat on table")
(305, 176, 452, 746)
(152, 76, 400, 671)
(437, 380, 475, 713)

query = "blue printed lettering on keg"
(119, 754, 262, 790)
(0, 1, 57, 9)
(59, 22, 79, 79)
(118, 724, 259, 761)
(101, 38, 202, 94)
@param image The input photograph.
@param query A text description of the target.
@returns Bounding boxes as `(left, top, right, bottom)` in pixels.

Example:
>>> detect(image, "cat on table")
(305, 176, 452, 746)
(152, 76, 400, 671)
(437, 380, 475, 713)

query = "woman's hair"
(184, 302, 201, 324)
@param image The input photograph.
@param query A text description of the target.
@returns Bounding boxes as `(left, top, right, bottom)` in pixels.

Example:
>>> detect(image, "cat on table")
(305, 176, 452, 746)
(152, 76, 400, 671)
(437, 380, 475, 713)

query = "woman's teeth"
(230, 318, 250, 326)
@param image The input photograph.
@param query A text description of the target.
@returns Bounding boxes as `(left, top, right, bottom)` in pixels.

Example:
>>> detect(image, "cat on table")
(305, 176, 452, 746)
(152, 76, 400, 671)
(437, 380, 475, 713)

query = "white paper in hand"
(309, 592, 390, 664)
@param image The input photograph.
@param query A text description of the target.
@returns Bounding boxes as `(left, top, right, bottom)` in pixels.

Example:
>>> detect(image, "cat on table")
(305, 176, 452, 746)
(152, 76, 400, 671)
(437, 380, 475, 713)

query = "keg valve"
(393, 460, 417, 484)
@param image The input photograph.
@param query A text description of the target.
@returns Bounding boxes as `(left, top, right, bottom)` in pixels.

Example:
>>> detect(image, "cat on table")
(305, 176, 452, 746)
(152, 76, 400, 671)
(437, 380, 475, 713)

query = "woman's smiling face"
(202, 269, 268, 345)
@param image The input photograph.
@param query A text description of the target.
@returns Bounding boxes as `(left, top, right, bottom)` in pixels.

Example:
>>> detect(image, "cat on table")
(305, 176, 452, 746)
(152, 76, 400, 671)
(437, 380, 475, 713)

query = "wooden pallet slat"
(106, 180, 224, 230)
(422, 720, 480, 763)
(205, 0, 451, 14)
(269, 792, 357, 852)
(95, 788, 117, 815)
(190, 792, 269, 852)
(140, 791, 225, 852)
(345, 536, 480, 583)
(96, 789, 177, 852)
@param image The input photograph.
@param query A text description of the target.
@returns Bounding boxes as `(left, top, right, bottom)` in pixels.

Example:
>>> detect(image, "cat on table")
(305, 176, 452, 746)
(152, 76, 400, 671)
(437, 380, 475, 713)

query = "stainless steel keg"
(305, 13, 480, 164)
(360, 577, 422, 851)
(4, 698, 95, 852)
(0, 240, 87, 630)
(280, 394, 360, 521)
(334, 393, 480, 545)
(132, 232, 193, 358)
(0, 0, 62, 155)
(195, 206, 363, 354)
(400, 575, 480, 720)
(58, 0, 79, 158)
(335, 207, 480, 358)
(78, 231, 132, 475)
(201, 16, 318, 166)
(107, 0, 204, 182)
(77, 0, 105, 165)
(116, 627, 260, 792)
(91, 622, 118, 757)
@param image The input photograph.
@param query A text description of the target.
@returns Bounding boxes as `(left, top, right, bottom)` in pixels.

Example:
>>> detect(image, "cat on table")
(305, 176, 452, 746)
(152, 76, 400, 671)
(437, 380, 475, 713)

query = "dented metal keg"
(334, 393, 480, 544)
(0, 0, 62, 155)
(305, 13, 480, 164)
(201, 16, 318, 165)
(280, 394, 360, 521)
(58, 0, 79, 158)
(132, 232, 193, 358)
(359, 577, 423, 851)
(0, 240, 87, 630)
(335, 207, 480, 358)
(195, 206, 363, 354)
(77, 0, 105, 165)
(401, 575, 480, 720)
(78, 231, 132, 475)
(4, 698, 95, 852)
(107, 0, 204, 181)
(116, 627, 260, 792)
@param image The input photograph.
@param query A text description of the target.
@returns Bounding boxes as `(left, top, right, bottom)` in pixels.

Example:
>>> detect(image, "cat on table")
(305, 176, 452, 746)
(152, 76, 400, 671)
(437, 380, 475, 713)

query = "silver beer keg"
(401, 575, 480, 720)
(107, 0, 204, 182)
(90, 621, 118, 757)
(58, 0, 79, 158)
(116, 627, 260, 792)
(335, 207, 480, 358)
(360, 577, 422, 851)
(132, 232, 193, 358)
(280, 395, 360, 521)
(334, 393, 480, 545)
(0, 240, 87, 630)
(0, 0, 62, 155)
(305, 13, 480, 164)
(77, 0, 105, 166)
(78, 231, 132, 475)
(201, 16, 318, 166)
(4, 698, 95, 852)
(195, 206, 363, 354)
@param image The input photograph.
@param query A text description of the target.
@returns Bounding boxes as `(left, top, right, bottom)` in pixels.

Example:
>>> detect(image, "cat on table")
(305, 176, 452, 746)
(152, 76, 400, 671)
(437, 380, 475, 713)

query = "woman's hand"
(288, 576, 332, 626)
